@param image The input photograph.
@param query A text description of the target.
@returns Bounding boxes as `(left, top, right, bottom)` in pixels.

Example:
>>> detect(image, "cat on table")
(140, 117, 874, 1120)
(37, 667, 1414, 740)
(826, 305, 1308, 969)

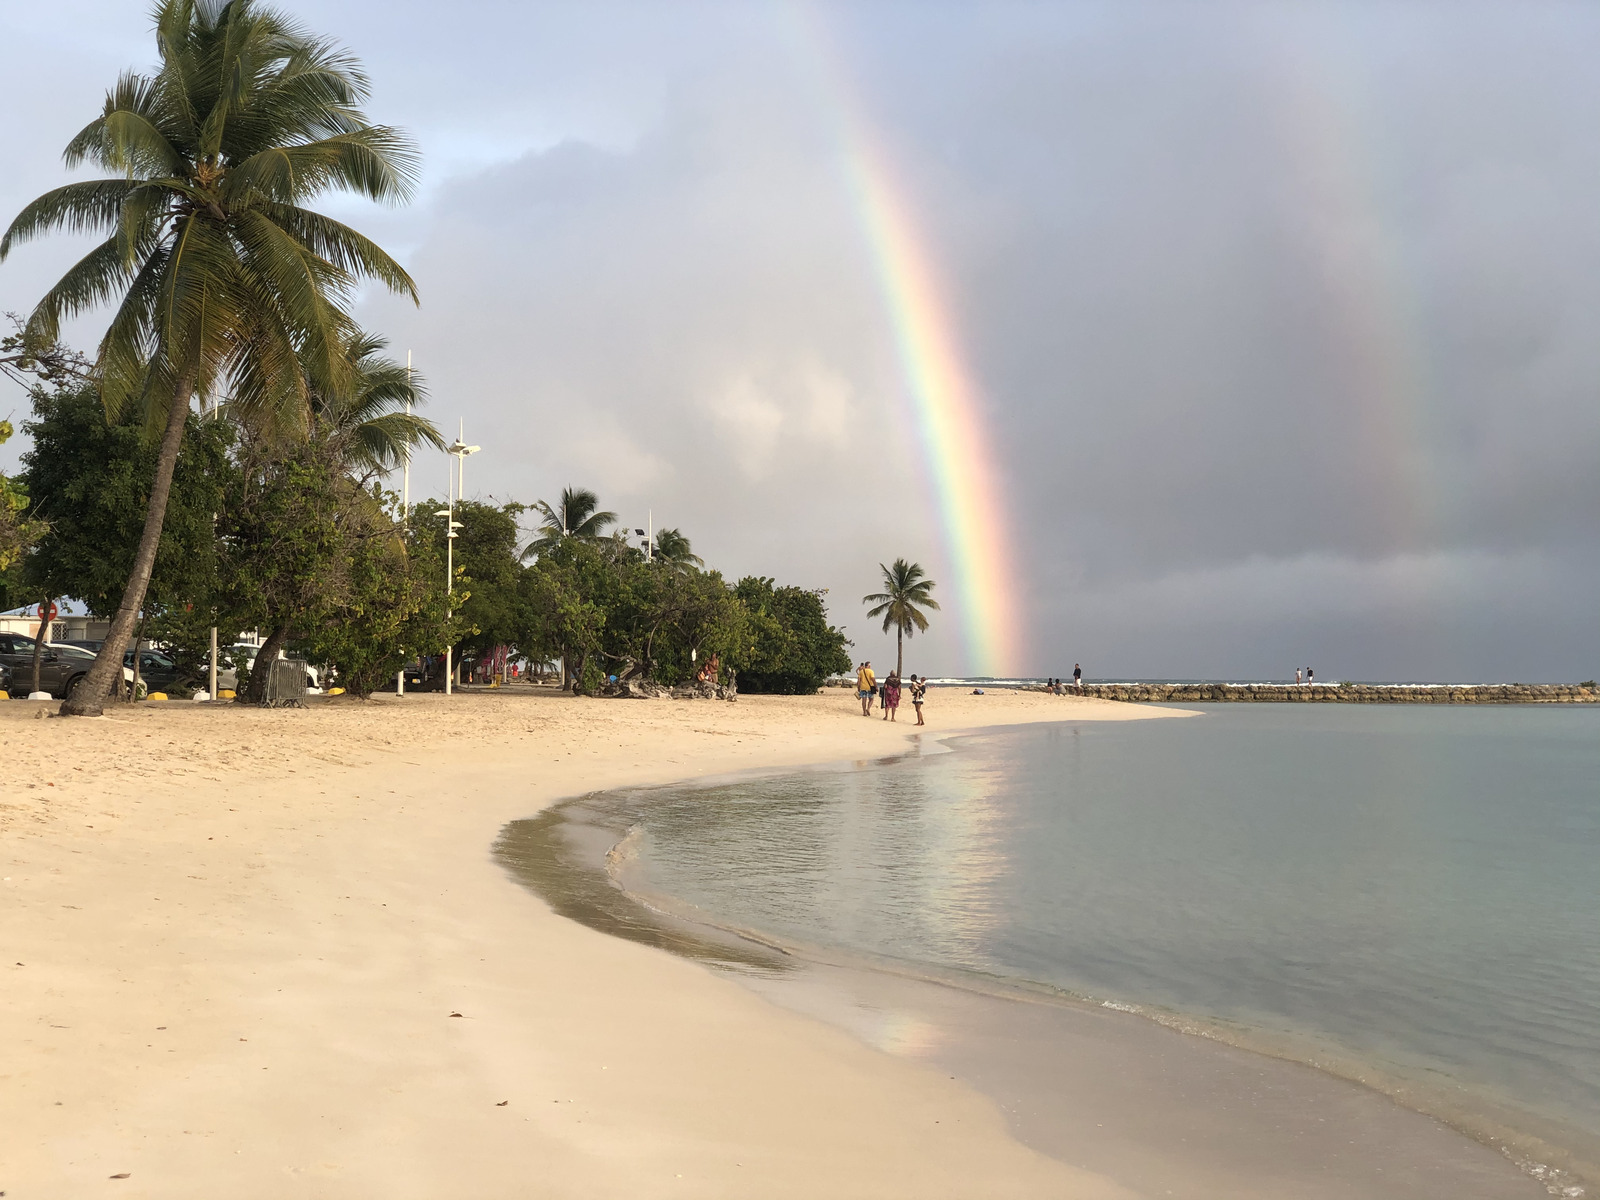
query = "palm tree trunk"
(897, 626, 903, 679)
(60, 376, 194, 716)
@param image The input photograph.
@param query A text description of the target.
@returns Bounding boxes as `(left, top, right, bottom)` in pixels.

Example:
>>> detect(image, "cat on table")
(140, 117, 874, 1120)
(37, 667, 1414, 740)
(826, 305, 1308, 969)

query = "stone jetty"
(1060, 683, 1597, 704)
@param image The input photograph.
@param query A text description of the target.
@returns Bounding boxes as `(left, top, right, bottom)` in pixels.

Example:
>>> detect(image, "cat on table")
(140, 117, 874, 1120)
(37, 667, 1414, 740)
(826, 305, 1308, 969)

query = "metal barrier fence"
(263, 657, 308, 708)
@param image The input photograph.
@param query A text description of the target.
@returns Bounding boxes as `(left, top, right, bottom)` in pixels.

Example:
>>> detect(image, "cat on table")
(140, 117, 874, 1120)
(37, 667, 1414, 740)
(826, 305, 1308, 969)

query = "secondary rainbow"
(786, 6, 1024, 675)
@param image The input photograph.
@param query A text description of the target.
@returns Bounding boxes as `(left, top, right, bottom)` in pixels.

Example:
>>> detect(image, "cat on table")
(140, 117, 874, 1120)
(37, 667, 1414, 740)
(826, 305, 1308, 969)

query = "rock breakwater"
(1064, 683, 1597, 704)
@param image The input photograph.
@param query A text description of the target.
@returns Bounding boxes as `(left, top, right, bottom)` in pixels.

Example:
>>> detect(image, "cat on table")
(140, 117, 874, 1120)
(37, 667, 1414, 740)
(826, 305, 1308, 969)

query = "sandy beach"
(2, 687, 1165, 1199)
(0, 688, 1538, 1198)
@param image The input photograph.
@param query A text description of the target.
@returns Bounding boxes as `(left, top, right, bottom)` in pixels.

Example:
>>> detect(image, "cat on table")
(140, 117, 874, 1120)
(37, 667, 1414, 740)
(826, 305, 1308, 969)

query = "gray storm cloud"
(2, 1, 1596, 679)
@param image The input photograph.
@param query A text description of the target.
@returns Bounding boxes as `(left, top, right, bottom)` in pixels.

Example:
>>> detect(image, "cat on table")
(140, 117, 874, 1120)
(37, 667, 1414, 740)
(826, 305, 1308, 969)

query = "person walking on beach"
(1073, 663, 1082, 689)
(911, 675, 926, 725)
(1296, 667, 1303, 685)
(857, 661, 876, 716)
(883, 672, 902, 722)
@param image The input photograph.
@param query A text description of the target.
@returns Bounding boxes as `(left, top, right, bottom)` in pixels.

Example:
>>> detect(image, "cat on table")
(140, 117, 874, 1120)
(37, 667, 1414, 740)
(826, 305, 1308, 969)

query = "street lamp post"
(439, 428, 480, 696)
(434, 506, 463, 694)
(397, 350, 412, 697)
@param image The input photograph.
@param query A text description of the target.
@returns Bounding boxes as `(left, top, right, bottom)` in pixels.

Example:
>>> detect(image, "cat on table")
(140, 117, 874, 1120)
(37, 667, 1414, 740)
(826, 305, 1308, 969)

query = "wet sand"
(507, 762, 1543, 1200)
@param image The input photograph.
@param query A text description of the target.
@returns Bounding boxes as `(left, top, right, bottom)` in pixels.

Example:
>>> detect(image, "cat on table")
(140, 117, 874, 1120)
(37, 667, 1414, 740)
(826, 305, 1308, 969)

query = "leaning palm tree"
(863, 558, 940, 678)
(522, 487, 617, 559)
(0, 0, 418, 715)
(651, 527, 703, 569)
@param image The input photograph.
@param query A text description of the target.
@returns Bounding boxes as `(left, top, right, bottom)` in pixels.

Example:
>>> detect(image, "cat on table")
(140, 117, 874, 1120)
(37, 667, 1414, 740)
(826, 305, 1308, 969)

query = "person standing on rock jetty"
(1296, 668, 1303, 685)
(1073, 663, 1082, 689)
(1307, 667, 1315, 685)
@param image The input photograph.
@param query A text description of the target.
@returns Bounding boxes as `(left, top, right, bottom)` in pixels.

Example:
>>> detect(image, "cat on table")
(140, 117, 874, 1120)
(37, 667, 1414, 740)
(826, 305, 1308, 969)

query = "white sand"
(1, 686, 1170, 1198)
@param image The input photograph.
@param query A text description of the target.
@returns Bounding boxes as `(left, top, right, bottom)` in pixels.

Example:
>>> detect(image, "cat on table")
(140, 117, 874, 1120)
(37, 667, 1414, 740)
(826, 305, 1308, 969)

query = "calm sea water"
(626, 705, 1600, 1175)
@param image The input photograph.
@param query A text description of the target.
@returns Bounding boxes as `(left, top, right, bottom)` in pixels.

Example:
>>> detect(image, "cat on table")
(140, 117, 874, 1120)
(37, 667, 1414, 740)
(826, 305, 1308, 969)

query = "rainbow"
(785, 6, 1024, 676)
(1255, 18, 1437, 550)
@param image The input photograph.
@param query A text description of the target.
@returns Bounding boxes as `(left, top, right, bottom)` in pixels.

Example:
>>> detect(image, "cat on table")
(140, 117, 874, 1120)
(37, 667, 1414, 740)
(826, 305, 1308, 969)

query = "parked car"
(123, 647, 201, 695)
(0, 659, 11, 695)
(0, 635, 135, 699)
(399, 657, 447, 692)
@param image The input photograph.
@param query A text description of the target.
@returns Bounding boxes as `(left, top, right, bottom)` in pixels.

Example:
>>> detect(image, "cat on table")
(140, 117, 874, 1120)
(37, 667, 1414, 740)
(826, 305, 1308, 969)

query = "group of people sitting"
(1047, 665, 1083, 694)
(854, 661, 927, 725)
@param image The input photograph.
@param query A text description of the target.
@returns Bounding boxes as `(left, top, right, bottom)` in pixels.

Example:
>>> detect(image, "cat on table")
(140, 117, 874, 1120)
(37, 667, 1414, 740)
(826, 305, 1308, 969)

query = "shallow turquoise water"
(629, 705, 1600, 1169)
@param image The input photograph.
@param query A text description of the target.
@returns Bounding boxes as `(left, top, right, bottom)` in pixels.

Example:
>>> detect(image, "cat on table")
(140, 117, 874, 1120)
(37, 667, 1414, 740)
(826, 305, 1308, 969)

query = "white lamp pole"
(441, 428, 480, 695)
(397, 350, 413, 698)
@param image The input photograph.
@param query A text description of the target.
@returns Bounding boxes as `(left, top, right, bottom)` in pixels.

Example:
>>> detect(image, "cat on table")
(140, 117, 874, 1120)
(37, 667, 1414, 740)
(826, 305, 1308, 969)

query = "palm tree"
(522, 487, 616, 559)
(309, 331, 443, 478)
(863, 558, 940, 678)
(0, 0, 418, 715)
(651, 527, 703, 568)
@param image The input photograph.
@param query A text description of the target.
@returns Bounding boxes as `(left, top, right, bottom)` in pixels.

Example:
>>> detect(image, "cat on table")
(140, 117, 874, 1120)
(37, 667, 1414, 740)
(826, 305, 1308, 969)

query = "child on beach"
(883, 672, 901, 721)
(911, 675, 926, 725)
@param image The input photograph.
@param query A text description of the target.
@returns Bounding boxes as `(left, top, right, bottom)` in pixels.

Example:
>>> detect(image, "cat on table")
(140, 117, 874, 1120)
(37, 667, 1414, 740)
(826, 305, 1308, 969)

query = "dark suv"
(0, 633, 97, 699)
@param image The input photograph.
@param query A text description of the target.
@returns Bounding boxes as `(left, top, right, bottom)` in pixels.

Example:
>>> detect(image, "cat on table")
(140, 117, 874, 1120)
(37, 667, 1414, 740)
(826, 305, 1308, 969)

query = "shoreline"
(1, 686, 1167, 1198)
(508, 731, 1560, 1199)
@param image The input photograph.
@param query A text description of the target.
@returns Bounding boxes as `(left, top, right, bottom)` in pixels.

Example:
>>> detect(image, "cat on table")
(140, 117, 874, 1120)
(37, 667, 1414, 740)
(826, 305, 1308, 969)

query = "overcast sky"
(3, 1, 1597, 681)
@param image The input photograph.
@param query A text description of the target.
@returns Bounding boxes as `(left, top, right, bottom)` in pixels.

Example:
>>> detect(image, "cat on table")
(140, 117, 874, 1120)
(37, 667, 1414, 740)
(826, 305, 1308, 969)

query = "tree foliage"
(21, 381, 232, 622)
(1, 0, 418, 713)
(411, 499, 523, 661)
(293, 494, 451, 696)
(733, 577, 853, 694)
(0, 418, 44, 580)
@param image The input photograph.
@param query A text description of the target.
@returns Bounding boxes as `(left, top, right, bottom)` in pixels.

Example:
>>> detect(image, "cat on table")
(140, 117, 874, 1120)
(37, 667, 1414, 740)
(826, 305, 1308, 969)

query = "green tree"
(0, 418, 44, 579)
(222, 446, 349, 699)
(523, 487, 617, 558)
(21, 382, 235, 694)
(1, 0, 418, 714)
(733, 577, 852, 694)
(862, 558, 939, 679)
(295, 490, 452, 697)
(516, 539, 614, 692)
(225, 329, 437, 700)
(410, 498, 524, 673)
